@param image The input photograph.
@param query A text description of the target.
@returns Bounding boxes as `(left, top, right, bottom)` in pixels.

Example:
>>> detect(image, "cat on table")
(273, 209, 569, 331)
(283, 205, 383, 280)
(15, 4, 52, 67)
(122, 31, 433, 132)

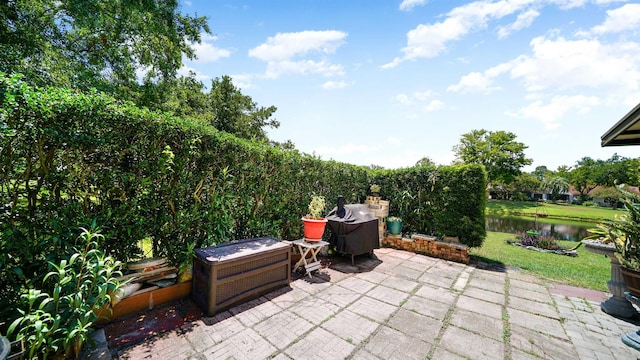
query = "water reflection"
(485, 216, 595, 241)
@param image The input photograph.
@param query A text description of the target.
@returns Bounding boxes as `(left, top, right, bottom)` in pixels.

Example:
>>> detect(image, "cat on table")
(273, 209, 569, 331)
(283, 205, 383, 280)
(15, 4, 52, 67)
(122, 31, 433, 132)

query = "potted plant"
(588, 193, 640, 297)
(370, 184, 381, 197)
(387, 216, 403, 235)
(302, 195, 327, 242)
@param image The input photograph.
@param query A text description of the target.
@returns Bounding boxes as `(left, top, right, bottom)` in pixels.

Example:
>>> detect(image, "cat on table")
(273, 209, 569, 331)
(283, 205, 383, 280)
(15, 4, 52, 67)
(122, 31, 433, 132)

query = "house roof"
(601, 101, 640, 146)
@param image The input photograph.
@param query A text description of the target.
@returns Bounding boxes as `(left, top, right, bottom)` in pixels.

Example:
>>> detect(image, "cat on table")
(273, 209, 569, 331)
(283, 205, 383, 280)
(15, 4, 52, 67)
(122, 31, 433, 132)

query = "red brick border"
(382, 234, 469, 264)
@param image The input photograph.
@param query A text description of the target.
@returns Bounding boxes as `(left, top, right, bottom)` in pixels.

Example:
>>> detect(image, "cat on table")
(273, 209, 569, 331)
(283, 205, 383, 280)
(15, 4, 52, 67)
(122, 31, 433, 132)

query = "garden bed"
(95, 282, 192, 324)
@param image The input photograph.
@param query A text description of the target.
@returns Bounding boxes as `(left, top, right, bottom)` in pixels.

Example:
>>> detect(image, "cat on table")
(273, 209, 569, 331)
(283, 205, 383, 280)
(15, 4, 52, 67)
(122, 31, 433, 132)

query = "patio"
(93, 248, 638, 359)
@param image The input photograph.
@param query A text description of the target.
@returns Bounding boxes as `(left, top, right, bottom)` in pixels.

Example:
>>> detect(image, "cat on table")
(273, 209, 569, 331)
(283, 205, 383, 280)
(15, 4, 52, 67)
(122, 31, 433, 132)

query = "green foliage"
(453, 129, 532, 185)
(373, 164, 487, 247)
(0, 0, 209, 97)
(140, 75, 280, 143)
(7, 228, 122, 359)
(569, 154, 640, 200)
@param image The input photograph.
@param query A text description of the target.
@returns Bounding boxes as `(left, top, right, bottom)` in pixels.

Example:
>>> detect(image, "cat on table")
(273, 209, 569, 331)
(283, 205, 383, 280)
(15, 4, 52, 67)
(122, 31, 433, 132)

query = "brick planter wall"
(382, 234, 469, 264)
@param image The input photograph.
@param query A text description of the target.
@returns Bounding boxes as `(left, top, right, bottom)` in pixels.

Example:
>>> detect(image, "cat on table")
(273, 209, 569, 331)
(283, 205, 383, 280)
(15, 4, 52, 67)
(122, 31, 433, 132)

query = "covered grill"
(326, 196, 380, 265)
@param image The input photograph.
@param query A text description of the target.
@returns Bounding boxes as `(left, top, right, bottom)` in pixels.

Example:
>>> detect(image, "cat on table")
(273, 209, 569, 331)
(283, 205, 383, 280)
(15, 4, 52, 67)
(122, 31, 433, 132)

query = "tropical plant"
(7, 227, 123, 359)
(369, 184, 381, 196)
(586, 193, 640, 271)
(387, 216, 402, 222)
(545, 176, 570, 202)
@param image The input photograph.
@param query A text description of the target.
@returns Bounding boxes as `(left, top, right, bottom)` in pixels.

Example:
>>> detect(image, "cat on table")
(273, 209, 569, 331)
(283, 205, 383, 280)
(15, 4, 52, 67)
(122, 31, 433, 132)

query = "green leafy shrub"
(373, 164, 487, 247)
(7, 228, 123, 359)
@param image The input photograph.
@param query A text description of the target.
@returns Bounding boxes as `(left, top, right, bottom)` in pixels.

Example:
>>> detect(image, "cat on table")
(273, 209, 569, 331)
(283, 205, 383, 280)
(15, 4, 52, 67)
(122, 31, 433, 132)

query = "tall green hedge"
(0, 73, 486, 325)
(373, 165, 487, 247)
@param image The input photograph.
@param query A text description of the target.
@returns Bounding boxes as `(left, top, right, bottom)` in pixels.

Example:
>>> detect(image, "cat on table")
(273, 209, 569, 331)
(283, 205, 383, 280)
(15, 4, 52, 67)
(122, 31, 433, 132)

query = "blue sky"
(178, 0, 640, 171)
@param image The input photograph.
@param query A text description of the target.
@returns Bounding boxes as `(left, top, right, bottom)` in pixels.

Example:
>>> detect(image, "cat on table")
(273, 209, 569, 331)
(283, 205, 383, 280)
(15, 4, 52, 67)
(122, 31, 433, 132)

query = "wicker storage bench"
(192, 237, 291, 316)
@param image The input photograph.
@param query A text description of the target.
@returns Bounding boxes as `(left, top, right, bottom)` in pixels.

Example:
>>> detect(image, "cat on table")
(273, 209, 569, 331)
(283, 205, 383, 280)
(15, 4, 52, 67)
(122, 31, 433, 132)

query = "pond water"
(485, 216, 596, 242)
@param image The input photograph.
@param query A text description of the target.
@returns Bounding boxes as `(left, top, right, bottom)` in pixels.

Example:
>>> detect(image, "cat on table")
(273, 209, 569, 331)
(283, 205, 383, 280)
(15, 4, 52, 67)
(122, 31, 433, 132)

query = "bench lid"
(195, 237, 290, 263)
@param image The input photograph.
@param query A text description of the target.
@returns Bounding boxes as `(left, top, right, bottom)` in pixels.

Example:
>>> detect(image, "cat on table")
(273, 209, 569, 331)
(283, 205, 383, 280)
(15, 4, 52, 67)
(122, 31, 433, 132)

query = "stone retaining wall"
(382, 234, 469, 264)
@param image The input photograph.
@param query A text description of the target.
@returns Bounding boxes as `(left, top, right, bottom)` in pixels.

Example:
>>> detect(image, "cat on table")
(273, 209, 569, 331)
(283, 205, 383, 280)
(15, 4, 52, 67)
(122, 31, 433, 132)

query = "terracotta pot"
(621, 267, 640, 297)
(302, 217, 327, 241)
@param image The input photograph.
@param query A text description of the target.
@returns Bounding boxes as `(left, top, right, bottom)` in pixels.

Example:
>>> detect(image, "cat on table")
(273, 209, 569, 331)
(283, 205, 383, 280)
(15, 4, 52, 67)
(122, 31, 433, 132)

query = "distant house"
(528, 190, 575, 203)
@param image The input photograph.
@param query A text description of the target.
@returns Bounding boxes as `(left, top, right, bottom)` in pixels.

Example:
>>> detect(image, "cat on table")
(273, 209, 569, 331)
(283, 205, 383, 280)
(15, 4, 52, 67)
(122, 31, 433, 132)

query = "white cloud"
(510, 36, 640, 92)
(249, 30, 348, 78)
(249, 30, 346, 61)
(191, 33, 232, 62)
(322, 80, 349, 89)
(447, 72, 495, 93)
(424, 100, 445, 112)
(264, 60, 344, 79)
(497, 8, 540, 38)
(447, 62, 511, 93)
(513, 95, 601, 130)
(394, 93, 414, 105)
(593, 0, 628, 4)
(589, 4, 640, 35)
(547, 0, 587, 10)
(383, 0, 538, 68)
(414, 90, 434, 100)
(451, 36, 640, 95)
(399, 0, 428, 11)
(393, 89, 437, 105)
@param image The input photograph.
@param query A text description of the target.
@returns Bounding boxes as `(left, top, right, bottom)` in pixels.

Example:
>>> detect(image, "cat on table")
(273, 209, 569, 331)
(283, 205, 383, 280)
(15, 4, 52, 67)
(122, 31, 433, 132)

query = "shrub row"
(0, 73, 486, 325)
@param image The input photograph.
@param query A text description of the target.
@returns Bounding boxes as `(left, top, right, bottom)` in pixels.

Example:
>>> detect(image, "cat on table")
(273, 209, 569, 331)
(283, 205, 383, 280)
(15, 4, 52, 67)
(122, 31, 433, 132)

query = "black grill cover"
(326, 204, 379, 258)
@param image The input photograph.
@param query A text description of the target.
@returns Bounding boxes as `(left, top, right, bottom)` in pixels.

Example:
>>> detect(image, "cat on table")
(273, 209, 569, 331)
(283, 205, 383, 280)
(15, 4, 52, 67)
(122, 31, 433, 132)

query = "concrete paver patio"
(103, 248, 639, 359)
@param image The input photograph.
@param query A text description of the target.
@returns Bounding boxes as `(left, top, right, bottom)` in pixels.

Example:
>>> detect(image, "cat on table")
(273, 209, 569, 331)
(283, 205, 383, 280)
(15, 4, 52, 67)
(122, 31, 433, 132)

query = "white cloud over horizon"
(249, 30, 348, 78)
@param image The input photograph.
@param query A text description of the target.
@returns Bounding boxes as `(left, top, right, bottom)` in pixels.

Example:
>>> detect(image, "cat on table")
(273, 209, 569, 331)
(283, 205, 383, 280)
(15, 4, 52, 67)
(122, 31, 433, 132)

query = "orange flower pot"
(302, 217, 327, 241)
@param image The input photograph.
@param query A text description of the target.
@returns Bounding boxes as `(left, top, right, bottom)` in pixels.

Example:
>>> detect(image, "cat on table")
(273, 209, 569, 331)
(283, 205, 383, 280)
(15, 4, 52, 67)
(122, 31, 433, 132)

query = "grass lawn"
(486, 200, 624, 221)
(471, 231, 610, 292)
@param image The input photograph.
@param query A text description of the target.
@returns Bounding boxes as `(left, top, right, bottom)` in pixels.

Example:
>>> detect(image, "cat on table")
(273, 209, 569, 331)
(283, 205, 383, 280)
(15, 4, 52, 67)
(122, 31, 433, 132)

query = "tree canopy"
(1, 0, 209, 96)
(453, 129, 532, 185)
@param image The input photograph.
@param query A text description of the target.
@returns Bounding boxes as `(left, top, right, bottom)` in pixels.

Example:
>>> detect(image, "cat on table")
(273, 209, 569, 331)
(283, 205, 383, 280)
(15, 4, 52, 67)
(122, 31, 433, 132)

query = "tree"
(138, 74, 280, 142)
(532, 166, 549, 181)
(208, 76, 279, 142)
(569, 157, 598, 201)
(453, 129, 532, 185)
(512, 173, 543, 200)
(415, 157, 436, 167)
(545, 176, 569, 202)
(0, 0, 209, 97)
